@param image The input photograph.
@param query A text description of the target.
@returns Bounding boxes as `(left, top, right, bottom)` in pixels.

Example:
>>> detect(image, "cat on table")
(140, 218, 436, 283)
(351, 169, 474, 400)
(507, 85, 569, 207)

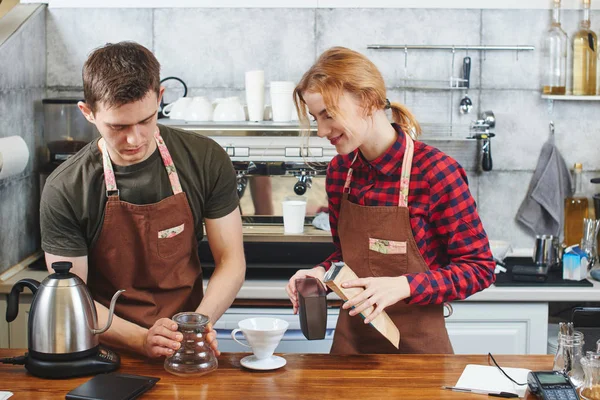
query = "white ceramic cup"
(270, 81, 295, 122)
(245, 70, 265, 122)
(231, 317, 289, 360)
(162, 97, 193, 120)
(213, 97, 246, 122)
(282, 196, 307, 234)
(181, 96, 213, 122)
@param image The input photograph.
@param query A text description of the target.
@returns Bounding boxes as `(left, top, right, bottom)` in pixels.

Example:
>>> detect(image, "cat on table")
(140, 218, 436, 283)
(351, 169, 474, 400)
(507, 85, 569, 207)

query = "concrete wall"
(38, 6, 600, 252)
(0, 5, 46, 273)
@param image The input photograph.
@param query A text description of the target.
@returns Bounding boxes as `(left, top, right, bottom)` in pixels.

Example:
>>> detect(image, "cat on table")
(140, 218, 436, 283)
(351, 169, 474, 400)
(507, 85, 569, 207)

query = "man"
(40, 41, 245, 358)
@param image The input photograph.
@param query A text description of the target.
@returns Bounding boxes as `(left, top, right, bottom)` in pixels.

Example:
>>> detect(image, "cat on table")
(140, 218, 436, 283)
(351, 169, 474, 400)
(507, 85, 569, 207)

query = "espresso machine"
(160, 119, 491, 273)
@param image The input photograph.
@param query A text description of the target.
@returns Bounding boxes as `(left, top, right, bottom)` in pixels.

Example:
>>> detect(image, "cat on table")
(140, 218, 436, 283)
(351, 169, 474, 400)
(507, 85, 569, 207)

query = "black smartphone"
(511, 265, 549, 283)
(66, 373, 160, 400)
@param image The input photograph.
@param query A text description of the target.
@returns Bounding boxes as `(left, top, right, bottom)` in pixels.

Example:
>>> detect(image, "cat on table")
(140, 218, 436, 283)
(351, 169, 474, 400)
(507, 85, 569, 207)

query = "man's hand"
(205, 322, 220, 356)
(143, 318, 183, 358)
(143, 318, 221, 358)
(285, 266, 327, 314)
(341, 276, 411, 324)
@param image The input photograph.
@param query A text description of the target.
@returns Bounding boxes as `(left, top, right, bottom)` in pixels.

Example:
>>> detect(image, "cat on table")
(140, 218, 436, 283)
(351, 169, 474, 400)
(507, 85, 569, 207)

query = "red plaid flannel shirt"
(319, 124, 495, 304)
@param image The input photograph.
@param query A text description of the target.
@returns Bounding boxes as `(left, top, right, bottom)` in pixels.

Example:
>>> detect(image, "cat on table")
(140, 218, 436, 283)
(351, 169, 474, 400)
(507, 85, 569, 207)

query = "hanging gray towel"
(516, 136, 572, 237)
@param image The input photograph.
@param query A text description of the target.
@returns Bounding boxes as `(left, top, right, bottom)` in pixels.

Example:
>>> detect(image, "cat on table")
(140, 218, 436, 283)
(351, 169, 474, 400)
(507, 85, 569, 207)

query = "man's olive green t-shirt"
(40, 124, 239, 257)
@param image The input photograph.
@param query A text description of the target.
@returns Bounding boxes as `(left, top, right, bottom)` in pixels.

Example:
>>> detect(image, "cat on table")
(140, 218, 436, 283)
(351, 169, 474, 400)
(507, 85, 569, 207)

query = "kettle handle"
(6, 279, 40, 322)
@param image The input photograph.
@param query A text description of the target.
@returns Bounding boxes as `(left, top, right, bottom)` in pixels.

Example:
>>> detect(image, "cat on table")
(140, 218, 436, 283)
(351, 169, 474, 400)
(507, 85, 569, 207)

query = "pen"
(441, 386, 519, 398)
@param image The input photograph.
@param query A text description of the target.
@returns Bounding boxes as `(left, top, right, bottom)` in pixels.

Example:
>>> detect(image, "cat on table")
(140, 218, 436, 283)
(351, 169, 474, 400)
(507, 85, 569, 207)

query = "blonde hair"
(294, 46, 421, 139)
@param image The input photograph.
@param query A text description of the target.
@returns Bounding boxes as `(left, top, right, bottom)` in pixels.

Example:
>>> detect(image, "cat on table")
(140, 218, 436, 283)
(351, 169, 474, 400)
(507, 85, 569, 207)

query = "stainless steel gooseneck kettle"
(4, 261, 125, 378)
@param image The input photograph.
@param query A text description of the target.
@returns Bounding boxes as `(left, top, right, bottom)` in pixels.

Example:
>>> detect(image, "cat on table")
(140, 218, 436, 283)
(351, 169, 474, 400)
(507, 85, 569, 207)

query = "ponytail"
(389, 101, 421, 139)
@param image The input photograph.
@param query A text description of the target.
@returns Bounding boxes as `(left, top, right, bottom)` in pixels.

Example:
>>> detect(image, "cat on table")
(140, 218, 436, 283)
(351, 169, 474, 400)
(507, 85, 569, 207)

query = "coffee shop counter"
(0, 349, 551, 399)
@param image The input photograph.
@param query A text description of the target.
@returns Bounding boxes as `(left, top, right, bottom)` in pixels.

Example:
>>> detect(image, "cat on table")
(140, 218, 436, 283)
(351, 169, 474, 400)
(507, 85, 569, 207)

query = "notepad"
(455, 364, 532, 398)
(0, 392, 13, 400)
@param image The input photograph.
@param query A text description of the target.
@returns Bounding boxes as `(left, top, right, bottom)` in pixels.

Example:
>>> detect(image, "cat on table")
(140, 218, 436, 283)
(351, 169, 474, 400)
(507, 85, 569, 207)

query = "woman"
(285, 47, 495, 354)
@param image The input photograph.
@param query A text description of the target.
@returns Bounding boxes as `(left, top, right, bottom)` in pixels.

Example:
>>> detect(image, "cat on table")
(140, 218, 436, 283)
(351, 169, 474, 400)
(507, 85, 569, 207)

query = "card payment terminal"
(527, 371, 579, 400)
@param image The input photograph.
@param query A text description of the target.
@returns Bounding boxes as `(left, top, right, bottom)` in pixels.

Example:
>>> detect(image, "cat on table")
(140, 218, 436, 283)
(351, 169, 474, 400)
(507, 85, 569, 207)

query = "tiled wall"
(44, 7, 600, 252)
(0, 6, 46, 273)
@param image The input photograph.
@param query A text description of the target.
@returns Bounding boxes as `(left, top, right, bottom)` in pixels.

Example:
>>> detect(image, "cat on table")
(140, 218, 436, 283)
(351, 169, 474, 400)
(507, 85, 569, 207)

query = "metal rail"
(367, 44, 535, 51)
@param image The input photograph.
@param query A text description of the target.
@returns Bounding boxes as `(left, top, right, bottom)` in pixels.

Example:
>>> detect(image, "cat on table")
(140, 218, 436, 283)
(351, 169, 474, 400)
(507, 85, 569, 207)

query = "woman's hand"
(341, 276, 411, 324)
(285, 266, 327, 314)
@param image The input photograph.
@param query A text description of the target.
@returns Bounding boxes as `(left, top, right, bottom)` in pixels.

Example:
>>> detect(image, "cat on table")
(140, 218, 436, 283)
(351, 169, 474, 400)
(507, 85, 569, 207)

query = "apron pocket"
(158, 223, 185, 239)
(368, 238, 407, 254)
(157, 223, 186, 258)
(368, 237, 408, 276)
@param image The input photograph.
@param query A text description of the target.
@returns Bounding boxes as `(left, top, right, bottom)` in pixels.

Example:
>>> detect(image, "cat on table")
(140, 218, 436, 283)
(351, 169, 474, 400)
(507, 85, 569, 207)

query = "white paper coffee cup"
(245, 70, 265, 122)
(282, 196, 307, 234)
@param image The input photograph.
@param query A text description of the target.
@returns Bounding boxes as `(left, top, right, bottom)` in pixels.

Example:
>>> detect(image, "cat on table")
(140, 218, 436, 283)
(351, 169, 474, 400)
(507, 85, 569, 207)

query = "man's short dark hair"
(82, 41, 161, 112)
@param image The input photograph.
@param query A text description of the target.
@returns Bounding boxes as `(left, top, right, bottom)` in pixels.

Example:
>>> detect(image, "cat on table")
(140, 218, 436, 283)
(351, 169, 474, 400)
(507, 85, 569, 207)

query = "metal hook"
(550, 121, 555, 137)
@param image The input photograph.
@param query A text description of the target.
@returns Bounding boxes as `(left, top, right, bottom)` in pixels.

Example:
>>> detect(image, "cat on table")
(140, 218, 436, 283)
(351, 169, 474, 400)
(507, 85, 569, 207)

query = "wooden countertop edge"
(0, 350, 554, 400)
(0, 250, 43, 282)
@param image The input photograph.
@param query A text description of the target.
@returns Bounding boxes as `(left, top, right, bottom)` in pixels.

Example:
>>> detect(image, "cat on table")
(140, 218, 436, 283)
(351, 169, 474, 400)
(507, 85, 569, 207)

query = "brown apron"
(88, 131, 203, 328)
(330, 131, 454, 354)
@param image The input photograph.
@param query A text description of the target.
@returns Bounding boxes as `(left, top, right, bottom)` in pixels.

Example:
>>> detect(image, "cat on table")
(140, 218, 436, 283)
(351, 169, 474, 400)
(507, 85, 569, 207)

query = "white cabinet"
(216, 302, 548, 355)
(0, 297, 7, 348)
(446, 302, 548, 355)
(215, 307, 339, 354)
(8, 295, 32, 349)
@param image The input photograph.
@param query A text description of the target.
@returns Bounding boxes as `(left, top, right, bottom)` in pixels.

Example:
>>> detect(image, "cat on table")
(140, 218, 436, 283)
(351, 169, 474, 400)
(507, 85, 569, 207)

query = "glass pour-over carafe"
(164, 312, 218, 376)
(580, 342, 600, 400)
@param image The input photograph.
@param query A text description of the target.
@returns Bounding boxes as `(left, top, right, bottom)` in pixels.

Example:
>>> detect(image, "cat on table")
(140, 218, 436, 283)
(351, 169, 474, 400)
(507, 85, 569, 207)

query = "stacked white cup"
(245, 70, 265, 122)
(270, 81, 295, 122)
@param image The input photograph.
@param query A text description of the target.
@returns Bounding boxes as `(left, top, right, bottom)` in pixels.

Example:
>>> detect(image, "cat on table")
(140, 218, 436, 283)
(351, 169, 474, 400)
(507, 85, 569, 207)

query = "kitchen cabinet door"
(446, 302, 548, 355)
(0, 296, 7, 348)
(8, 295, 31, 349)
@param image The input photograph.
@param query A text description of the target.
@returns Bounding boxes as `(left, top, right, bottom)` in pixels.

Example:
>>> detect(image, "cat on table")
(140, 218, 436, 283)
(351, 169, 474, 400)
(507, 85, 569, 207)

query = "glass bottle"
(542, 0, 568, 95)
(579, 351, 600, 400)
(565, 163, 589, 247)
(164, 312, 218, 376)
(572, 0, 598, 96)
(553, 325, 585, 387)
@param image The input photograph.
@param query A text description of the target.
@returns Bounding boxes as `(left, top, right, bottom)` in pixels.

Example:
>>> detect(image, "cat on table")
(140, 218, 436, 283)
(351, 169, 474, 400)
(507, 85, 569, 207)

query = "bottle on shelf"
(564, 163, 589, 247)
(572, 0, 598, 96)
(542, 0, 568, 95)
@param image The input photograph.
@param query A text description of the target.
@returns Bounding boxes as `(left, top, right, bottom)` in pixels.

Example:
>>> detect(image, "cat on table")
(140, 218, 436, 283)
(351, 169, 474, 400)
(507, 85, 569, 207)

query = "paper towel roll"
(0, 136, 30, 179)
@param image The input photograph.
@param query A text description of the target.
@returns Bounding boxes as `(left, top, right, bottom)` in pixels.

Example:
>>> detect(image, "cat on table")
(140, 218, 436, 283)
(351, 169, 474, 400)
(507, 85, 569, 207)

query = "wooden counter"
(0, 349, 552, 399)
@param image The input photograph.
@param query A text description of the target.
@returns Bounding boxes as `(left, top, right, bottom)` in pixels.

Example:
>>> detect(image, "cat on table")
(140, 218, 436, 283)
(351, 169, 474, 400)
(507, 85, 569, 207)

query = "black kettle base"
(25, 346, 120, 379)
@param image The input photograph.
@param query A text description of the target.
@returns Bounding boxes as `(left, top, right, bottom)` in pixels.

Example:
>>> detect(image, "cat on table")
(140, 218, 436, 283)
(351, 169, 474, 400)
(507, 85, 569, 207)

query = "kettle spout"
(92, 289, 125, 334)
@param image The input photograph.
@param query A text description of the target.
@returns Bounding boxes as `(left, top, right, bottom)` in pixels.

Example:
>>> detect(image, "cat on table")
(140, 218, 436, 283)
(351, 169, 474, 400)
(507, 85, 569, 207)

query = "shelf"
(159, 120, 478, 140)
(542, 94, 600, 101)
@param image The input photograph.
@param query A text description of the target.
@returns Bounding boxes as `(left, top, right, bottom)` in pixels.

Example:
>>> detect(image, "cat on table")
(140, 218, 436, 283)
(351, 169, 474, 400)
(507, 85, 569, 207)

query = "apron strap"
(341, 132, 415, 207)
(101, 139, 119, 198)
(101, 129, 183, 198)
(343, 151, 360, 194)
(154, 130, 183, 195)
(398, 132, 414, 208)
